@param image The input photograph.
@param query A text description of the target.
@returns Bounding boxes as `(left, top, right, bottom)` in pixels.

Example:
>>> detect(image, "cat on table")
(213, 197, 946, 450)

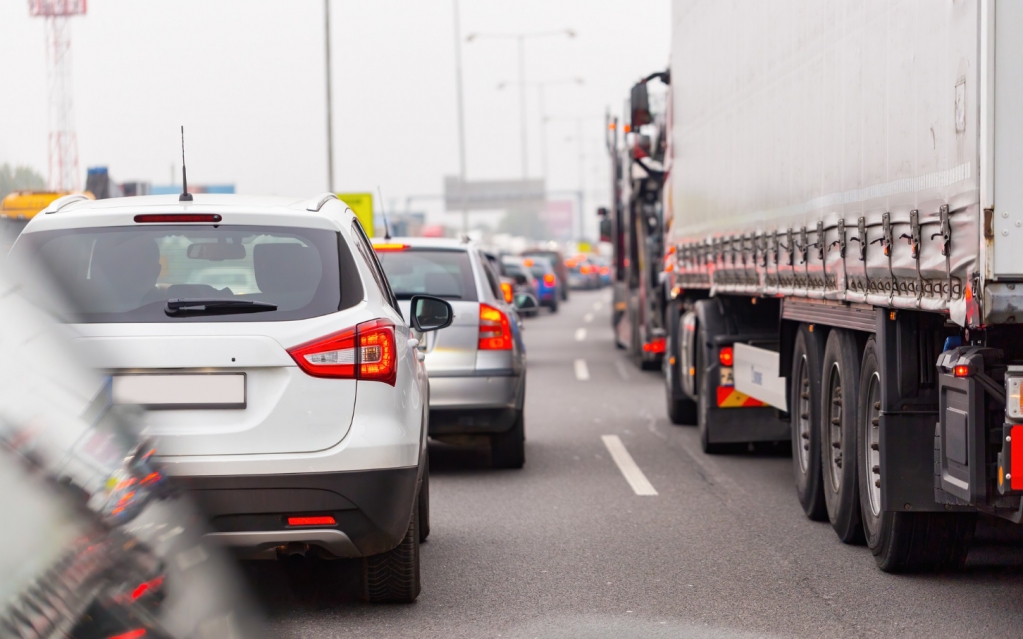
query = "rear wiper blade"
(165, 298, 278, 315)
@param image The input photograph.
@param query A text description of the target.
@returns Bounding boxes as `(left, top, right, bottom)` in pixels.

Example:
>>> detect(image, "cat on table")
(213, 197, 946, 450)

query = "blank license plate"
(112, 374, 246, 409)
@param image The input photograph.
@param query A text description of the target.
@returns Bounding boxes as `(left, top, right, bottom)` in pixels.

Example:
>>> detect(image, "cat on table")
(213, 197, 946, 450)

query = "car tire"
(362, 498, 421, 603)
(791, 324, 828, 521)
(820, 329, 865, 544)
(418, 452, 430, 543)
(491, 410, 525, 469)
(855, 338, 976, 571)
(549, 300, 559, 313)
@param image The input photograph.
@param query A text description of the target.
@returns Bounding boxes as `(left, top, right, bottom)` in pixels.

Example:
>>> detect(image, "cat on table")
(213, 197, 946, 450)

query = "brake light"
(500, 281, 514, 303)
(288, 319, 397, 385)
(373, 243, 409, 252)
(479, 303, 513, 350)
(565, 259, 578, 268)
(643, 337, 666, 353)
(543, 273, 556, 286)
(523, 258, 534, 267)
(133, 213, 221, 223)
(600, 266, 610, 275)
(580, 265, 592, 275)
(719, 346, 734, 367)
(287, 515, 337, 526)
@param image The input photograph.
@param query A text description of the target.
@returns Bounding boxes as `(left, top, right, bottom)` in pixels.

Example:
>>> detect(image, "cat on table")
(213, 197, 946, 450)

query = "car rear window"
(376, 249, 478, 301)
(9, 225, 355, 322)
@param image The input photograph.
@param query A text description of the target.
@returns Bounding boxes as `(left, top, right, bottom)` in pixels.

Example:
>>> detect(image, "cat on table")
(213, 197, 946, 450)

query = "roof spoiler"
(305, 193, 339, 212)
(42, 194, 92, 214)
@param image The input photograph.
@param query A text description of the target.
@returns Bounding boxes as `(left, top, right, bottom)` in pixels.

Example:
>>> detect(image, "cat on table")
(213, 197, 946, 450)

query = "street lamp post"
(452, 0, 468, 233)
(466, 29, 575, 180)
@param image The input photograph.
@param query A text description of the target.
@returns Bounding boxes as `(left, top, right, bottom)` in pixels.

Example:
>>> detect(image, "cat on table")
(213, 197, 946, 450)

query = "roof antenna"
(378, 186, 392, 240)
(179, 125, 193, 202)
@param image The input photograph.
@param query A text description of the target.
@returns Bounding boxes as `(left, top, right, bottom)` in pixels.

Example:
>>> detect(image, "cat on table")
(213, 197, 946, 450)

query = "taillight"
(643, 337, 666, 354)
(479, 303, 512, 350)
(289, 319, 397, 385)
(500, 281, 514, 303)
(600, 266, 610, 275)
(580, 265, 592, 275)
(543, 273, 556, 286)
(719, 346, 734, 367)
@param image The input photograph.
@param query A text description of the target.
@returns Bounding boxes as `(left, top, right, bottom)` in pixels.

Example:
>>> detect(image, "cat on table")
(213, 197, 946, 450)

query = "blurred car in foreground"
(10, 193, 454, 603)
(375, 237, 528, 468)
(519, 256, 559, 312)
(0, 261, 265, 638)
(521, 248, 569, 301)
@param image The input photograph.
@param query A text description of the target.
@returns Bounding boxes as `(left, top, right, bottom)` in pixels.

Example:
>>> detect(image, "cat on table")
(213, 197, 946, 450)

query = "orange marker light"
(719, 346, 734, 367)
(522, 258, 534, 267)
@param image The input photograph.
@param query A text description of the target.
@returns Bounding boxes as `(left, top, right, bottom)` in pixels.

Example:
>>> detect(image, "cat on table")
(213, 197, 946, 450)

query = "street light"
(497, 77, 583, 184)
(466, 29, 576, 179)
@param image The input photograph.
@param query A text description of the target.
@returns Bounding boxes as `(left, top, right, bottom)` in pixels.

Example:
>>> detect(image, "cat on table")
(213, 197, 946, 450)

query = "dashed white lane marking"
(601, 435, 658, 496)
(615, 360, 631, 381)
(593, 302, 602, 311)
(575, 328, 586, 341)
(584, 313, 594, 323)
(574, 359, 590, 380)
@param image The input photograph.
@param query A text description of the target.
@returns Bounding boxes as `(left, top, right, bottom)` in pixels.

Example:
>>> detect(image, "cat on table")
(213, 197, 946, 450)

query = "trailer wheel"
(790, 324, 827, 521)
(856, 337, 976, 571)
(820, 329, 865, 544)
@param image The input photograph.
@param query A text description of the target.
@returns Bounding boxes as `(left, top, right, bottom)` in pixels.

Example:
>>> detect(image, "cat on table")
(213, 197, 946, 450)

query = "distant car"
(521, 248, 569, 301)
(565, 255, 601, 290)
(519, 256, 559, 312)
(591, 256, 613, 287)
(499, 260, 541, 317)
(375, 237, 528, 469)
(11, 193, 453, 603)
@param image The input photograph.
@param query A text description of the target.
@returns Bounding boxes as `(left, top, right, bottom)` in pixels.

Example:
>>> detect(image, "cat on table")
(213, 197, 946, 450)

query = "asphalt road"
(250, 289, 1023, 638)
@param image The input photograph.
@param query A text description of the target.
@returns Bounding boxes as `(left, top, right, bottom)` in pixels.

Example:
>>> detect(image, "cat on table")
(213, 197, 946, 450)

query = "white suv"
(8, 193, 453, 603)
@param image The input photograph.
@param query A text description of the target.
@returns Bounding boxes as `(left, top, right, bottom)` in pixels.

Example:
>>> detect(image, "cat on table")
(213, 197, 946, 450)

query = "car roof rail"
(305, 192, 340, 212)
(42, 193, 92, 214)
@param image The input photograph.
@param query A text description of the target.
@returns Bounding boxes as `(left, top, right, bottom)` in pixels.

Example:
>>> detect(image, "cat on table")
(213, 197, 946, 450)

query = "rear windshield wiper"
(165, 298, 278, 316)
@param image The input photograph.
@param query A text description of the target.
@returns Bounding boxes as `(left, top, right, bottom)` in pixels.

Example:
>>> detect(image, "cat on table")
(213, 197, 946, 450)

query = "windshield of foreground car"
(9, 225, 346, 323)
(376, 248, 478, 301)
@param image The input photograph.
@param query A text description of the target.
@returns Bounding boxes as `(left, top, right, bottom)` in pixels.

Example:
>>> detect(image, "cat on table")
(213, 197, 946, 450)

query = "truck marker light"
(689, 366, 696, 376)
(719, 346, 734, 367)
(1012, 425, 1023, 491)
(953, 365, 971, 377)
(643, 337, 666, 354)
(287, 515, 337, 526)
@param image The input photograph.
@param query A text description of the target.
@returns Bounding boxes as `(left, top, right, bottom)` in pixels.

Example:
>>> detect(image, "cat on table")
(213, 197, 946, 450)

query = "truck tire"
(820, 329, 865, 544)
(491, 410, 525, 469)
(856, 337, 976, 571)
(665, 301, 697, 425)
(418, 452, 430, 543)
(790, 324, 828, 521)
(362, 497, 421, 603)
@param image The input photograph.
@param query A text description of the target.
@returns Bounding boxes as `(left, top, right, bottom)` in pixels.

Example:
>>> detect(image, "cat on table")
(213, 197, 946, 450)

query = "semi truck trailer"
(617, 0, 1023, 572)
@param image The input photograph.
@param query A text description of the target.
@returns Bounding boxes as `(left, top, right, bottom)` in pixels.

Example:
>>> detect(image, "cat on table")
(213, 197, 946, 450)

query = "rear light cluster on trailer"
(479, 303, 513, 350)
(288, 319, 397, 385)
(719, 346, 734, 367)
(643, 337, 666, 354)
(543, 273, 556, 286)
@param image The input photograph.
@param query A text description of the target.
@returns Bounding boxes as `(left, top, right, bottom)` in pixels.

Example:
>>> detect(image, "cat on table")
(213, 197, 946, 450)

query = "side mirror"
(514, 293, 539, 310)
(630, 81, 652, 128)
(409, 295, 454, 332)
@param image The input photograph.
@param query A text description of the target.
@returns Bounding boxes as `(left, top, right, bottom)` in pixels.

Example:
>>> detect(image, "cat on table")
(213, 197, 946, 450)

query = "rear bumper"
(428, 371, 522, 410)
(177, 466, 418, 558)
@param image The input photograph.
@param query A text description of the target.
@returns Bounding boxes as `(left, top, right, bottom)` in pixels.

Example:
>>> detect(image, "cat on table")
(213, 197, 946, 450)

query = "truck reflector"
(717, 386, 767, 408)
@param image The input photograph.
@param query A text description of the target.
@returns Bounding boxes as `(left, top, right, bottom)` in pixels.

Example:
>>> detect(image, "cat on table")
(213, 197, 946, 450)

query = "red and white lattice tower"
(29, 0, 86, 192)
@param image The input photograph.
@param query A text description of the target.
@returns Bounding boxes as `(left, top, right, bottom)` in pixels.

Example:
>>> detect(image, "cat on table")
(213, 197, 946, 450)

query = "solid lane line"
(575, 328, 586, 341)
(601, 435, 658, 496)
(574, 359, 590, 380)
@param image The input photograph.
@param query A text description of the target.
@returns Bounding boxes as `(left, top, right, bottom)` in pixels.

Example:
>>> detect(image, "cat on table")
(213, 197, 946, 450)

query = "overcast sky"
(0, 0, 669, 233)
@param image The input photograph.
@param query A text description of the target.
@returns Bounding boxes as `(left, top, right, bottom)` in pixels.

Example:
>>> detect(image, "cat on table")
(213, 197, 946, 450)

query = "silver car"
(374, 237, 527, 468)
